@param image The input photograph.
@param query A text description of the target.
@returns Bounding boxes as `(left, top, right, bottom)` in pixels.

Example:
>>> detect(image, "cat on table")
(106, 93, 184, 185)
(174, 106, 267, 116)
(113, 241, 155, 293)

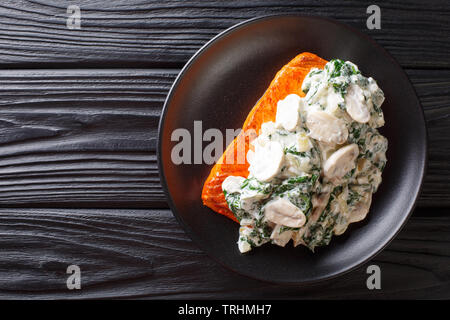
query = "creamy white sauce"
(222, 59, 388, 253)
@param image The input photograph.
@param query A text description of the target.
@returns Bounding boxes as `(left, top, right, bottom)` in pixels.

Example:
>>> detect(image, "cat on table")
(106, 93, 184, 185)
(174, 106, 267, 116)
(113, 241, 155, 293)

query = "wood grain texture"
(0, 0, 448, 68)
(0, 208, 448, 299)
(406, 69, 450, 207)
(0, 0, 447, 301)
(0, 0, 446, 301)
(0, 69, 177, 207)
(0, 68, 447, 207)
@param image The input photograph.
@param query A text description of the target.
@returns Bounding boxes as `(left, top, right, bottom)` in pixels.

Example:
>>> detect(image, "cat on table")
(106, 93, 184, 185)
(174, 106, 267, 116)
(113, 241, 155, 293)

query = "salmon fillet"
(201, 52, 328, 222)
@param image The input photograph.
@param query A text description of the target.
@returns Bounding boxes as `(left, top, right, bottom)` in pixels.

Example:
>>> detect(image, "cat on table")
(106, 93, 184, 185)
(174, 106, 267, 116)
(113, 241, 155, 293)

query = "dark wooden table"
(0, 0, 448, 299)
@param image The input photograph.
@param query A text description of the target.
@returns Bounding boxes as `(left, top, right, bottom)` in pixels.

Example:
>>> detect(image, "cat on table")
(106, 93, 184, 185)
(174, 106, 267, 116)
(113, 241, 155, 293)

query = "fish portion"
(201, 52, 327, 222)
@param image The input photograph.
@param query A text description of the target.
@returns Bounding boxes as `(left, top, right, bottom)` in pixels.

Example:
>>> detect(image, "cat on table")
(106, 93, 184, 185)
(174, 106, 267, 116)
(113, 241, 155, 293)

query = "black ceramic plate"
(158, 15, 427, 284)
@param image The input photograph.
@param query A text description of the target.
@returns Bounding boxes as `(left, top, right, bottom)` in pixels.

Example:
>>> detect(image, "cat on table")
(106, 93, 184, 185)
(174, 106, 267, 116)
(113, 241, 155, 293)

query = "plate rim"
(157, 14, 428, 285)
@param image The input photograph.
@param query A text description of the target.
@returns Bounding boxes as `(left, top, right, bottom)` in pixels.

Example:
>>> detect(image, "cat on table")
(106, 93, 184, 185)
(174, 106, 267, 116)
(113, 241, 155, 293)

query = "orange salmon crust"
(201, 52, 328, 223)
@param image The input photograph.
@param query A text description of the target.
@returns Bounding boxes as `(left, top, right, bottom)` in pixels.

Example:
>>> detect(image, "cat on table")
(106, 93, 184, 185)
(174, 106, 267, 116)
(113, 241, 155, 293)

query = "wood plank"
(407, 69, 450, 207)
(0, 208, 448, 299)
(0, 0, 448, 68)
(0, 68, 447, 207)
(0, 69, 177, 207)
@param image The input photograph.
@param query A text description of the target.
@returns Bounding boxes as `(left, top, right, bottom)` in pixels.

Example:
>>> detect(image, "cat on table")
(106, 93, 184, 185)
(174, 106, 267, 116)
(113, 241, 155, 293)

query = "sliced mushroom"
(333, 221, 349, 236)
(291, 230, 304, 247)
(222, 176, 245, 194)
(306, 110, 348, 144)
(317, 141, 336, 163)
(336, 185, 349, 214)
(323, 144, 359, 179)
(270, 224, 293, 247)
(264, 198, 306, 228)
(349, 192, 372, 223)
(248, 141, 284, 182)
(275, 94, 302, 131)
(345, 83, 370, 123)
(238, 240, 251, 253)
